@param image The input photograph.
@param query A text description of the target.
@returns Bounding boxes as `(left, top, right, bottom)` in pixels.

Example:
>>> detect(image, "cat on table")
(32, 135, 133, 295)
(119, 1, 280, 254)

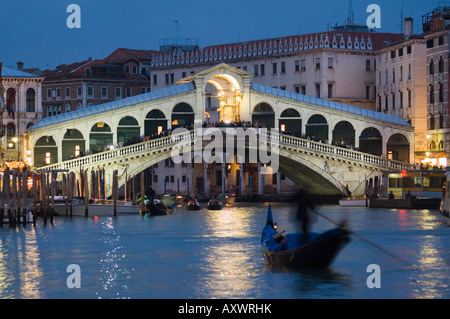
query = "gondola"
(260, 205, 350, 269)
(207, 197, 223, 210)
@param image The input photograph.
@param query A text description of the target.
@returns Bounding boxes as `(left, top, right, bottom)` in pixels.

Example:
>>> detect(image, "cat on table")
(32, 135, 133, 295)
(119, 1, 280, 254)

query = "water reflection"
(96, 217, 132, 299)
(411, 236, 448, 299)
(197, 207, 261, 298)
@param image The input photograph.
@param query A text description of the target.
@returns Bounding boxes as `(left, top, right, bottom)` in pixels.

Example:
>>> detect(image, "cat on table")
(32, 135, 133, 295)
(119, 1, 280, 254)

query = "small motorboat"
(207, 196, 223, 210)
(261, 205, 350, 269)
(186, 200, 201, 210)
(145, 196, 172, 216)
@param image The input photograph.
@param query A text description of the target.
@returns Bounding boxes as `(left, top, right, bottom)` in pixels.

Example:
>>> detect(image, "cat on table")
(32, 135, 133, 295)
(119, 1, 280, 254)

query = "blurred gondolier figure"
(293, 187, 315, 243)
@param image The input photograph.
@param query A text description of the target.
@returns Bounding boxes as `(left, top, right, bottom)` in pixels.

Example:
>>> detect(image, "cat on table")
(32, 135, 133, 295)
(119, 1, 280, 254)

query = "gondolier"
(293, 187, 315, 243)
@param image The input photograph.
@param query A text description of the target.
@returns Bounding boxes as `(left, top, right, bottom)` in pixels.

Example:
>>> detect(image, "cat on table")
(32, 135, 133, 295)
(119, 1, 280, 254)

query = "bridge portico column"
(204, 162, 208, 196)
(258, 162, 264, 195)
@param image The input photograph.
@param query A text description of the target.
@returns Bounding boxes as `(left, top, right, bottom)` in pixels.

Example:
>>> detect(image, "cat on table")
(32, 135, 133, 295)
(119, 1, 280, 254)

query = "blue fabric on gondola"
(261, 225, 284, 251)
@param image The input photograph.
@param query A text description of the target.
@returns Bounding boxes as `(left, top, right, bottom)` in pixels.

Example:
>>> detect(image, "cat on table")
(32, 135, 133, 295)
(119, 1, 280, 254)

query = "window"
(439, 35, 444, 46)
(430, 85, 435, 104)
(125, 86, 132, 97)
(399, 48, 403, 57)
(132, 66, 137, 74)
(391, 50, 396, 59)
(272, 63, 277, 74)
(400, 66, 403, 82)
(315, 58, 320, 70)
(439, 56, 444, 73)
(26, 88, 35, 112)
(165, 73, 169, 84)
(407, 45, 412, 54)
(87, 86, 93, 98)
(56, 88, 61, 99)
(47, 88, 52, 100)
(115, 87, 121, 99)
(408, 90, 411, 107)
(85, 68, 91, 76)
(260, 64, 265, 76)
(328, 83, 333, 98)
(430, 58, 435, 75)
(385, 70, 388, 85)
(182, 71, 186, 78)
(427, 38, 434, 48)
(77, 86, 82, 98)
(315, 83, 321, 98)
(281, 61, 286, 73)
(385, 95, 388, 111)
(328, 58, 333, 69)
(430, 114, 435, 130)
(77, 103, 82, 110)
(439, 84, 444, 102)
(65, 87, 70, 99)
(125, 66, 130, 73)
(392, 92, 396, 110)
(392, 68, 396, 83)
(408, 64, 411, 80)
(301, 59, 306, 71)
(254, 64, 259, 76)
(141, 87, 150, 94)
(153, 74, 158, 85)
(301, 85, 306, 95)
(295, 60, 300, 72)
(365, 59, 371, 71)
(366, 86, 371, 100)
(400, 91, 403, 109)
(294, 86, 300, 94)
(101, 87, 108, 99)
(170, 73, 174, 84)
(440, 114, 444, 128)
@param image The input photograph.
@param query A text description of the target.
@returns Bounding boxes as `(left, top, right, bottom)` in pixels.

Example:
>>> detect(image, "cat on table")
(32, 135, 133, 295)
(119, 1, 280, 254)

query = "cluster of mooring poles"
(0, 167, 126, 226)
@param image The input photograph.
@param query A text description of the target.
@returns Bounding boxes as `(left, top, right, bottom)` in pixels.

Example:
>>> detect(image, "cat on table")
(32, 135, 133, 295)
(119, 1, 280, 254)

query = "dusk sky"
(0, 0, 444, 70)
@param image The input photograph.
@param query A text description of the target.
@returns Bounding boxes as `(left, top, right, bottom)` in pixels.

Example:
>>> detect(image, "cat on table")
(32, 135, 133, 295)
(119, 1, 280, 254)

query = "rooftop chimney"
(17, 61, 24, 70)
(405, 17, 414, 39)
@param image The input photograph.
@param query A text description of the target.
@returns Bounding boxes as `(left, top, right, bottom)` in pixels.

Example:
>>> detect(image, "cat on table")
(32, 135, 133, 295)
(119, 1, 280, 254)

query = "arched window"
(26, 88, 35, 112)
(65, 104, 71, 113)
(430, 58, 434, 75)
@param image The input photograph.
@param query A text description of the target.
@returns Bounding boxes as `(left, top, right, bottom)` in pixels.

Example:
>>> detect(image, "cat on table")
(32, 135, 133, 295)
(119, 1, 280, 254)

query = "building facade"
(0, 63, 44, 167)
(375, 18, 428, 164)
(41, 48, 156, 119)
(422, 6, 450, 167)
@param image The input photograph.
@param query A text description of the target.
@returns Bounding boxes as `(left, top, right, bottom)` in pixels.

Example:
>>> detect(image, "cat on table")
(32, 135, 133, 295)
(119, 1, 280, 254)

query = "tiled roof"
(151, 31, 406, 67)
(1, 65, 39, 78)
(29, 82, 196, 130)
(105, 48, 158, 64)
(251, 83, 411, 127)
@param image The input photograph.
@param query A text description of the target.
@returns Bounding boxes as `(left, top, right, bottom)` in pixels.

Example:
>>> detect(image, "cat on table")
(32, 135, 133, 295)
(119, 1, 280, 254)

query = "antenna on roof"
(174, 20, 180, 45)
(348, 0, 354, 25)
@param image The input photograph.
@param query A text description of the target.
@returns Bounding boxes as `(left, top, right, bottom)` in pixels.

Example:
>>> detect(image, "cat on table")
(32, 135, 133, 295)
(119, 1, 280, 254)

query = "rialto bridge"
(27, 63, 414, 197)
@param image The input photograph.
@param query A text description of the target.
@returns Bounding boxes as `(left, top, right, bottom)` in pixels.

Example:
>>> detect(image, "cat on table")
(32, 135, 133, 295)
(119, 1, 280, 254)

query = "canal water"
(0, 203, 448, 299)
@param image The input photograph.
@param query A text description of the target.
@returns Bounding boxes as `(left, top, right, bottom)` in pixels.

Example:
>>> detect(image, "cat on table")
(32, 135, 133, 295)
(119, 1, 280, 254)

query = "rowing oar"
(312, 210, 412, 267)
(261, 230, 286, 244)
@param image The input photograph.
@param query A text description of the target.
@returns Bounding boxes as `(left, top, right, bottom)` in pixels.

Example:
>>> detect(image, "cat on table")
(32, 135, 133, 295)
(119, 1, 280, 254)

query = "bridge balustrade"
(37, 129, 412, 172)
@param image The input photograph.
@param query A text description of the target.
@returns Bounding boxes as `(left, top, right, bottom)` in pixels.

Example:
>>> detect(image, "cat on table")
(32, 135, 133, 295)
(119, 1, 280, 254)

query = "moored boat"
(53, 197, 140, 216)
(440, 167, 450, 217)
(339, 195, 368, 207)
(260, 205, 350, 269)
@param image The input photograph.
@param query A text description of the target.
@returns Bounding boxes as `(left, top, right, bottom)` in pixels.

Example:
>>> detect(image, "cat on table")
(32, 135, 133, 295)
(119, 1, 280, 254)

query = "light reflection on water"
(0, 204, 448, 299)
